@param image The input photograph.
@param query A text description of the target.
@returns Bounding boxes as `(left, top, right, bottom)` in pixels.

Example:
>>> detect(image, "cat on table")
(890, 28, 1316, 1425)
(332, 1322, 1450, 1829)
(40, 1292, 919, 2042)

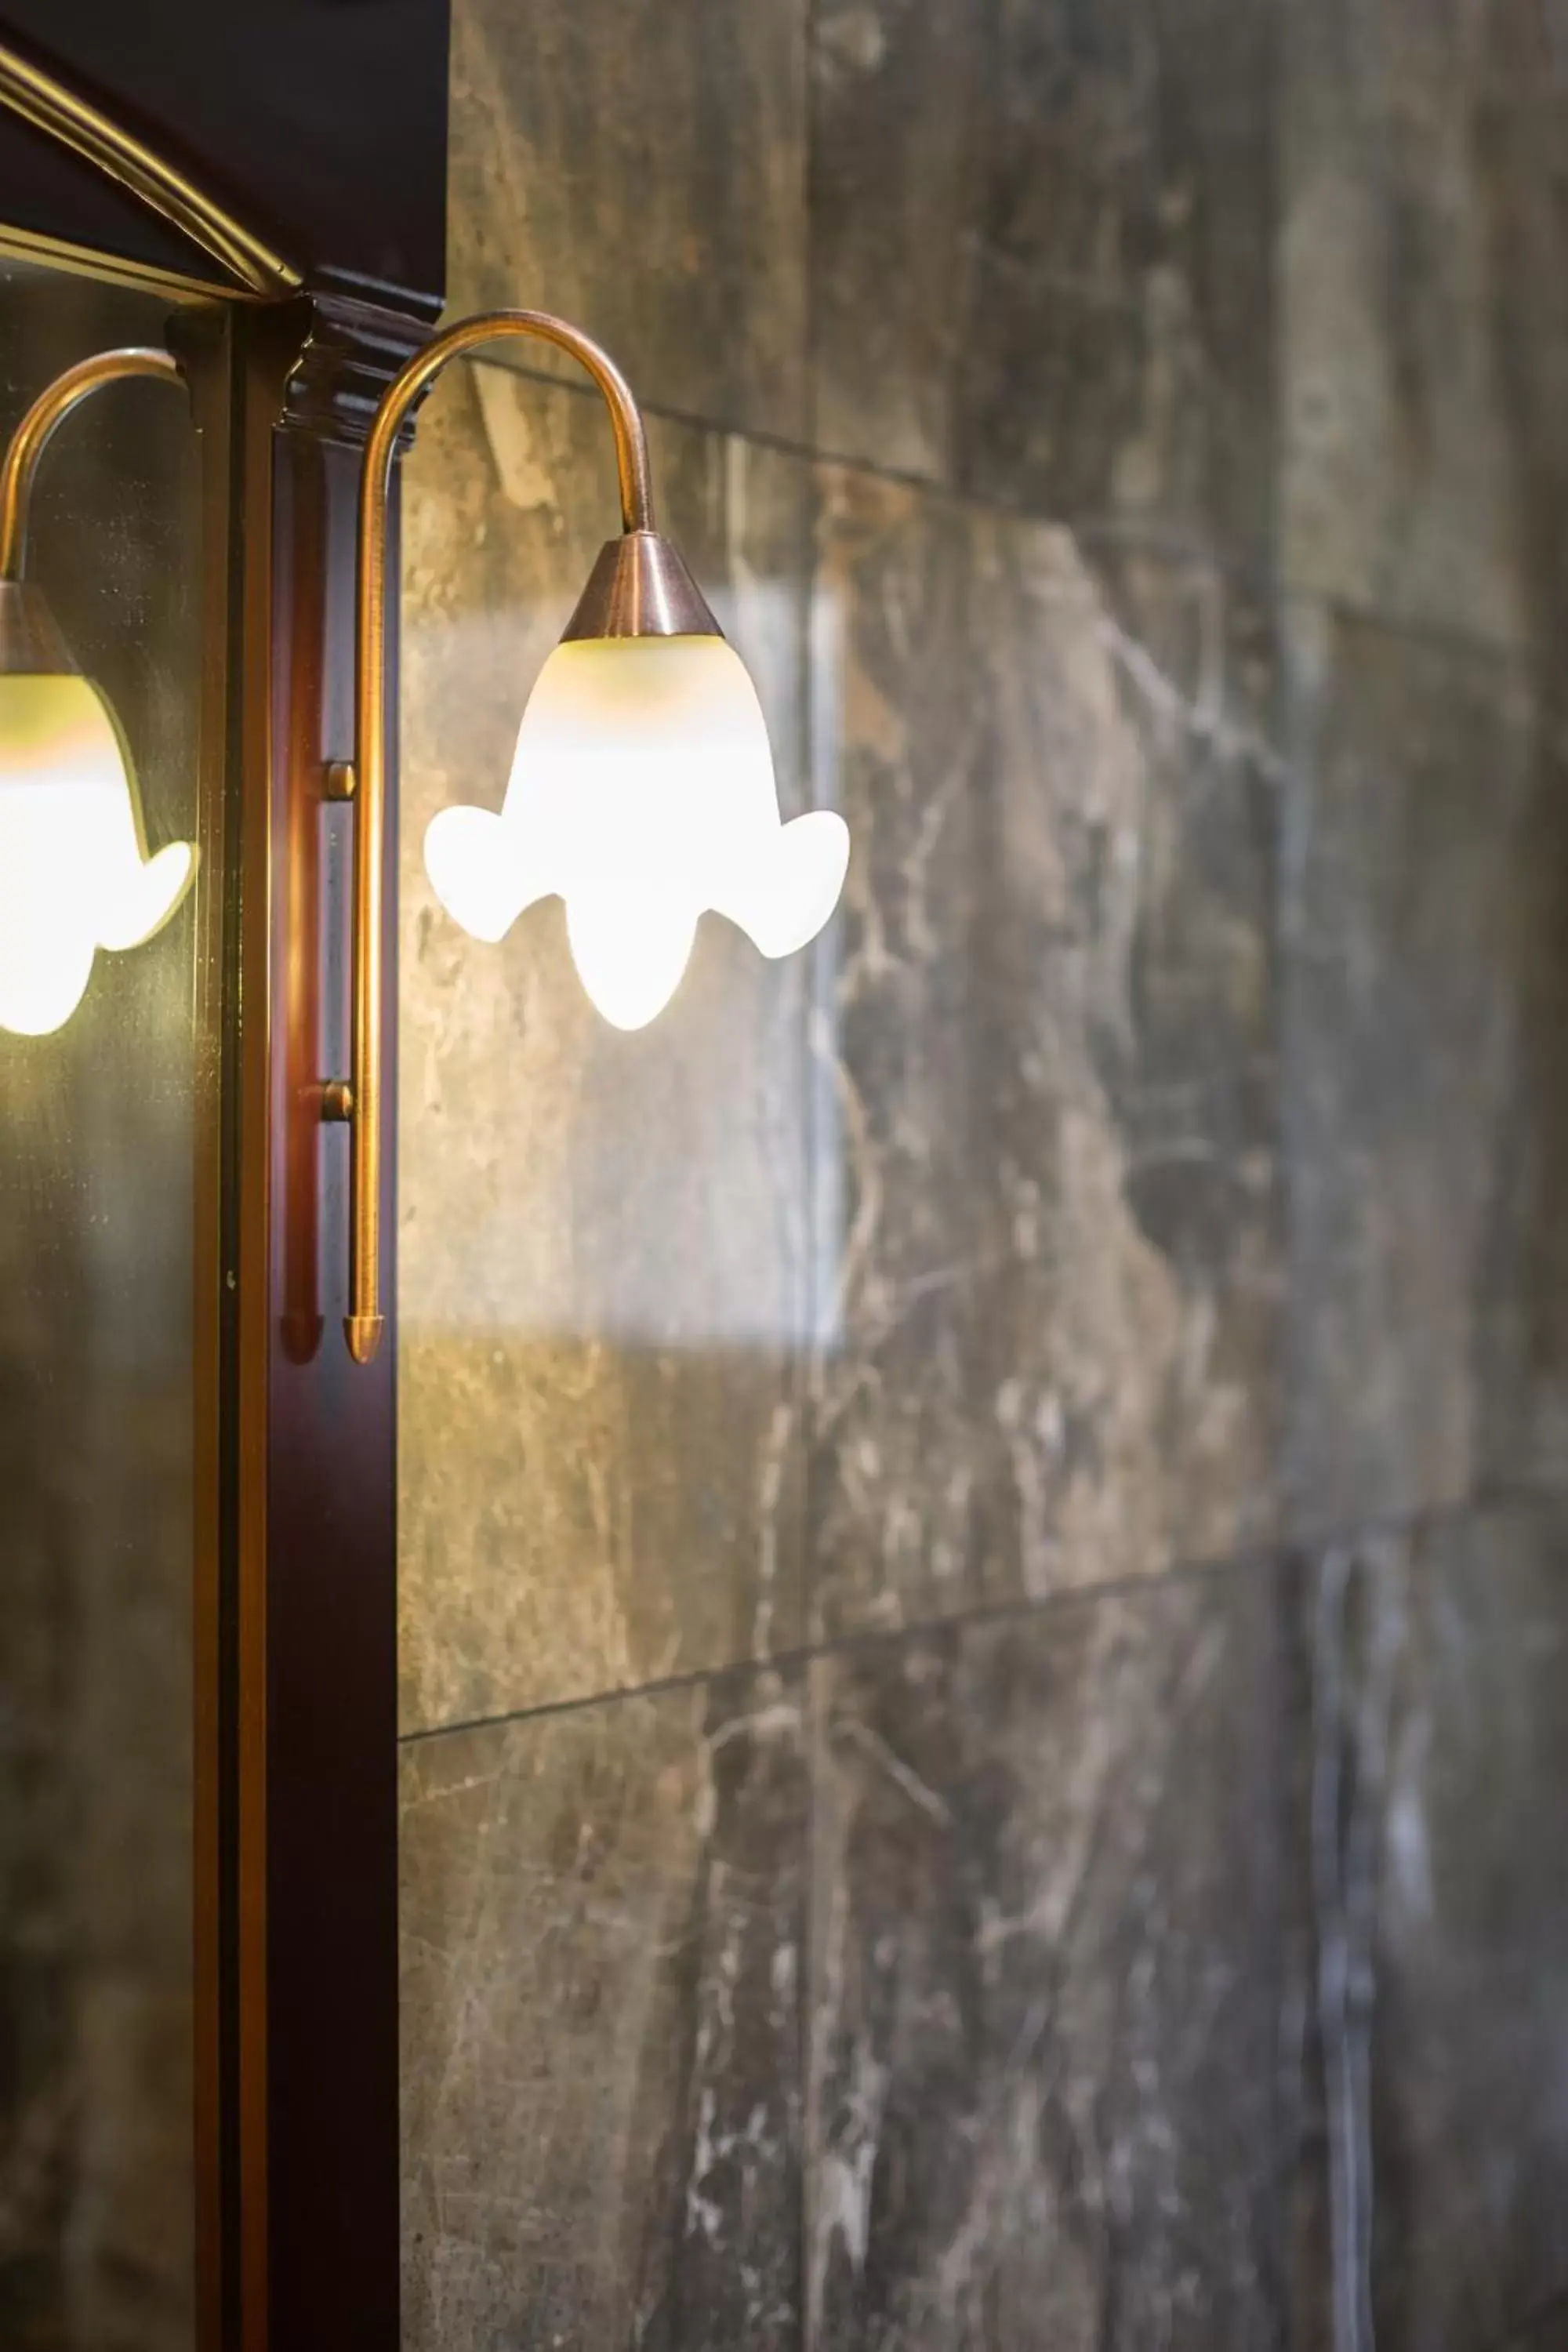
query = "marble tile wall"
(446, 0, 808, 437)
(401, 1668, 806, 2349)
(808, 480, 1278, 1636)
(398, 2, 1568, 2345)
(1279, 606, 1547, 1534)
(1301, 1509, 1568, 2352)
(806, 1567, 1298, 2350)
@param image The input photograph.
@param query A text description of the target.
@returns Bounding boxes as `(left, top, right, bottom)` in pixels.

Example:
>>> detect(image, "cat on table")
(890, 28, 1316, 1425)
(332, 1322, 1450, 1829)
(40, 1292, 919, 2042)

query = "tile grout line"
(395, 1479, 1555, 1751)
(451, 349, 1555, 682)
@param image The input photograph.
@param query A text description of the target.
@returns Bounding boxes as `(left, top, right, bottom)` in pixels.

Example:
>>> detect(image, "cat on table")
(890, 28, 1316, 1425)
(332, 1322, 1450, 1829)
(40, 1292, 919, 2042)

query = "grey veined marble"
(1279, 603, 1544, 1537)
(808, 0, 1275, 557)
(806, 1568, 1296, 2352)
(399, 1515, 1568, 2352)
(401, 1668, 807, 2352)
(447, 0, 808, 441)
(396, 7, 1568, 2347)
(1300, 1508, 1568, 2352)
(807, 466, 1279, 1639)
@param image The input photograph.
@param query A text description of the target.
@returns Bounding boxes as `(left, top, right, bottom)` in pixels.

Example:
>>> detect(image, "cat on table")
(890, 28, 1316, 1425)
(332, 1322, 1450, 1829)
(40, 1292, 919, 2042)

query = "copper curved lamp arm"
(0, 38, 299, 298)
(0, 345, 184, 579)
(335, 310, 657, 1365)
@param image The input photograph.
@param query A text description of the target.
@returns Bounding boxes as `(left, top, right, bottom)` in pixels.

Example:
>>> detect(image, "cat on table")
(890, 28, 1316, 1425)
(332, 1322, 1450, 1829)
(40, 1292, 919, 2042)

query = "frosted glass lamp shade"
(0, 672, 196, 1036)
(424, 636, 848, 1029)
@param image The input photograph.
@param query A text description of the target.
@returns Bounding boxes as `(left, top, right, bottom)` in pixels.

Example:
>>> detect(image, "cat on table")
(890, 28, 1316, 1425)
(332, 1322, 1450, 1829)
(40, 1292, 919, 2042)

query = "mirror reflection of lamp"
(0, 347, 196, 1036)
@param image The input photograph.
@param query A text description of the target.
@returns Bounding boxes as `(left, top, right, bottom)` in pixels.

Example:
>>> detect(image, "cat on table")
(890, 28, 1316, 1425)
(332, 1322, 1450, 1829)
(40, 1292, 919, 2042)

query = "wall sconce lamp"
(0, 314, 848, 1362)
(331, 309, 850, 1362)
(0, 346, 197, 1036)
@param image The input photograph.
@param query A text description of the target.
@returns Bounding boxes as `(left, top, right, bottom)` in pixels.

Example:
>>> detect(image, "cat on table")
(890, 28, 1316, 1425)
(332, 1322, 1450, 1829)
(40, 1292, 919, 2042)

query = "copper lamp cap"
(561, 529, 722, 643)
(0, 578, 77, 675)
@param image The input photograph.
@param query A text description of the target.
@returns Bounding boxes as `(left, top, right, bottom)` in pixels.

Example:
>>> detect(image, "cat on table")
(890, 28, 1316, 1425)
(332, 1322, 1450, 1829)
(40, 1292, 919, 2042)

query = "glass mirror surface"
(0, 255, 208, 2350)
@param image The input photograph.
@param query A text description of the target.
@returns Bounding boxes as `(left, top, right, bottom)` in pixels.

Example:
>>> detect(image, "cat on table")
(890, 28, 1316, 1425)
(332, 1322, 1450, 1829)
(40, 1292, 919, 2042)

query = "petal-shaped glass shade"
(565, 890, 698, 1035)
(424, 636, 849, 1029)
(0, 673, 196, 1036)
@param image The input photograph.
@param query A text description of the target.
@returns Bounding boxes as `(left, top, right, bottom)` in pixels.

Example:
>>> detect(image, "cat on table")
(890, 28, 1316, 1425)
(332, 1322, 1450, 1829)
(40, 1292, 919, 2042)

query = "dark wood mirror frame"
(0, 9, 451, 2344)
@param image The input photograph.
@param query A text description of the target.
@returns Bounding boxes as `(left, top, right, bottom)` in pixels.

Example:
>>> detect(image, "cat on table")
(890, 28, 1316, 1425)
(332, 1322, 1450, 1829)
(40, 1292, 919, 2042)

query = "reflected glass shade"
(424, 636, 849, 1030)
(0, 672, 196, 1036)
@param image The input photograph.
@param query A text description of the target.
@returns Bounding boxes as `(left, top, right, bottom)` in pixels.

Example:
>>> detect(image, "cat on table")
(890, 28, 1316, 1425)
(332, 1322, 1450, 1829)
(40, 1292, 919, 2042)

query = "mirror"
(0, 253, 208, 2351)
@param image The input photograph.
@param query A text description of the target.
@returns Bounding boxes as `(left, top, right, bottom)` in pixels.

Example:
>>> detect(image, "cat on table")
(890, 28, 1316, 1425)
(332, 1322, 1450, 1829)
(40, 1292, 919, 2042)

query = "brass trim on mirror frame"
(0, 36, 300, 297)
(0, 215, 245, 307)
